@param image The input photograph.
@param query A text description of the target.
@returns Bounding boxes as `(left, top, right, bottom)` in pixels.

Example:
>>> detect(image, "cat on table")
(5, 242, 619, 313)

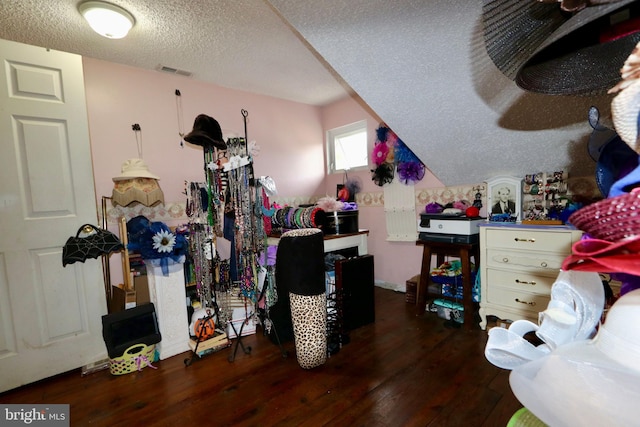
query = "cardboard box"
(134, 275, 150, 305)
(109, 284, 136, 312)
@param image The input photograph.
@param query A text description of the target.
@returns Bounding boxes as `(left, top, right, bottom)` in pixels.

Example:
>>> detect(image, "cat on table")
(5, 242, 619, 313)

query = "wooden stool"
(415, 239, 479, 330)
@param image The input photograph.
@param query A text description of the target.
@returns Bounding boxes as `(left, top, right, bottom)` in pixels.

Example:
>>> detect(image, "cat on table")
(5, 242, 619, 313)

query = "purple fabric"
(259, 245, 278, 266)
(609, 158, 640, 197)
(612, 273, 640, 296)
(425, 202, 443, 214)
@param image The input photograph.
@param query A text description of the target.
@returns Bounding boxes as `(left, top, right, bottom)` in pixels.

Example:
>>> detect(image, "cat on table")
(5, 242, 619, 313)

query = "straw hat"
(482, 0, 640, 95)
(112, 158, 160, 181)
(568, 186, 640, 241)
(610, 41, 640, 152)
(508, 289, 640, 427)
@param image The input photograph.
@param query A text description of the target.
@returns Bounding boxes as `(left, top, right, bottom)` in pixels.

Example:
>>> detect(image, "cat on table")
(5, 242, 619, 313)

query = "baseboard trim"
(375, 280, 403, 292)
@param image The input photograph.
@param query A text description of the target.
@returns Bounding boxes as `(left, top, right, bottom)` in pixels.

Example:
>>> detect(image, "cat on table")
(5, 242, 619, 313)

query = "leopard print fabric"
(281, 228, 322, 238)
(290, 292, 327, 369)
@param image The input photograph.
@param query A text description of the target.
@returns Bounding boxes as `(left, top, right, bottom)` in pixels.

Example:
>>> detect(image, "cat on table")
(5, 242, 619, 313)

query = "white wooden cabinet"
(478, 223, 582, 330)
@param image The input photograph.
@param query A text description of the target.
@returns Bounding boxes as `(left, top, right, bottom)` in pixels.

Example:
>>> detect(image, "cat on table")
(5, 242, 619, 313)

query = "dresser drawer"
(486, 248, 566, 271)
(486, 268, 555, 295)
(484, 228, 574, 253)
(485, 285, 550, 315)
(478, 224, 582, 329)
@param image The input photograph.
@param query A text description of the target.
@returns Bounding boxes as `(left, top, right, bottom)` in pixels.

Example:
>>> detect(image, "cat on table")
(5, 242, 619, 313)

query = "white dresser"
(478, 223, 582, 330)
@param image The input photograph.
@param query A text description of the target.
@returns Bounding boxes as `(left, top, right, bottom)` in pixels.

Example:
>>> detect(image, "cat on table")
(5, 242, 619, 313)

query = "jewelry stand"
(185, 109, 273, 364)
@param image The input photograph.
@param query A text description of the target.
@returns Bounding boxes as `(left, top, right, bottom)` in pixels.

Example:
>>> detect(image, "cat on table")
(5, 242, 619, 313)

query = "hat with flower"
(126, 216, 188, 275)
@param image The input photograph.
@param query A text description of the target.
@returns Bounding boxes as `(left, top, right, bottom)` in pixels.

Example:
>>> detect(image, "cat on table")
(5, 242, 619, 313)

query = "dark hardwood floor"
(0, 287, 522, 426)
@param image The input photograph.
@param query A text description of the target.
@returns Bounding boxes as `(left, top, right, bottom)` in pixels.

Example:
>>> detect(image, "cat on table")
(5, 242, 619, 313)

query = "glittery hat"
(482, 0, 640, 95)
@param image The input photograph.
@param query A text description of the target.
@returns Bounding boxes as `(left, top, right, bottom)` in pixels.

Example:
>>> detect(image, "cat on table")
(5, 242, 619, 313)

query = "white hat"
(112, 158, 160, 181)
(509, 289, 640, 427)
(485, 270, 604, 370)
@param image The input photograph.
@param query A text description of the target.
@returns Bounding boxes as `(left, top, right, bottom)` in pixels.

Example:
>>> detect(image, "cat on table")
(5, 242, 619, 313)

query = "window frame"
(326, 120, 369, 175)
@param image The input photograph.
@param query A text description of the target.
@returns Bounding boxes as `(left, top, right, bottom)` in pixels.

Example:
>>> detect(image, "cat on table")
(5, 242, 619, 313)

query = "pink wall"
(320, 96, 444, 288)
(82, 57, 448, 290)
(83, 57, 326, 215)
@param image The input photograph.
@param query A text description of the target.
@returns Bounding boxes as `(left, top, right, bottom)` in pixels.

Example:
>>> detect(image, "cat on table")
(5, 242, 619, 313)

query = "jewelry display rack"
(185, 110, 285, 365)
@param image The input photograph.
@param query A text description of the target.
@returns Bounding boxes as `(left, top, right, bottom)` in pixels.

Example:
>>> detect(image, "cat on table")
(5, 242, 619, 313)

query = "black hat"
(482, 0, 640, 95)
(184, 114, 227, 150)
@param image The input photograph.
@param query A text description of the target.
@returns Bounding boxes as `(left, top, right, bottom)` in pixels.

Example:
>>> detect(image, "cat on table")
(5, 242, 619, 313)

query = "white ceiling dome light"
(78, 1, 135, 39)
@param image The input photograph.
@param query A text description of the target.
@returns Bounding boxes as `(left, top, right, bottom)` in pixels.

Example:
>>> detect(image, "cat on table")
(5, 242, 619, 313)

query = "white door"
(0, 39, 107, 392)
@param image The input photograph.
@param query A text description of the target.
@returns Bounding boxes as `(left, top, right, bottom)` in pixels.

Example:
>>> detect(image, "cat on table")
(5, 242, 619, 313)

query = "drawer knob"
(502, 257, 509, 263)
(515, 279, 536, 285)
(540, 262, 548, 268)
(515, 298, 536, 306)
(514, 237, 536, 243)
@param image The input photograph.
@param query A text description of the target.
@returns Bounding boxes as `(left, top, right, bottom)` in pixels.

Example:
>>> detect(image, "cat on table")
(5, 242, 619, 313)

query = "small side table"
(415, 239, 480, 330)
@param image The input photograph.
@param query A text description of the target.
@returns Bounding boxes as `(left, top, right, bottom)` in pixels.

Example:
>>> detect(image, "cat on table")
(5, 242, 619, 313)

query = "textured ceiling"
(0, 0, 349, 106)
(0, 0, 625, 186)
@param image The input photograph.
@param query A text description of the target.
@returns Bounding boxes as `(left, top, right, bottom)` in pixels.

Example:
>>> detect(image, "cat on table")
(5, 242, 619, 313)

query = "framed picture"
(486, 176, 521, 222)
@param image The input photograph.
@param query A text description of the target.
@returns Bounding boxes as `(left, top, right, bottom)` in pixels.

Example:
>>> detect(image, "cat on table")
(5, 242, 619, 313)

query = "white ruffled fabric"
(484, 269, 604, 369)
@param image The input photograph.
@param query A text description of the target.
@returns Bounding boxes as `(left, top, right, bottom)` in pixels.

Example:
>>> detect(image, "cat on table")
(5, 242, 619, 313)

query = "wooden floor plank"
(0, 287, 522, 426)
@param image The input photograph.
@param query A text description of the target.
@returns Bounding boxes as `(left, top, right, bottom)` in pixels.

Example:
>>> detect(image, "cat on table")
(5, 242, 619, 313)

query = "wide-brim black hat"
(184, 114, 227, 150)
(482, 0, 640, 95)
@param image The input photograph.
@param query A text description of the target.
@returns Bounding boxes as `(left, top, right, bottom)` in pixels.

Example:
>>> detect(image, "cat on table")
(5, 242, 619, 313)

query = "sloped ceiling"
(0, 0, 619, 185)
(269, 0, 615, 186)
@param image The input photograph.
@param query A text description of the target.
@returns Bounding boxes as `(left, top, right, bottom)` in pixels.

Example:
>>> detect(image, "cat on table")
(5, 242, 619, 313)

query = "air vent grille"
(158, 65, 192, 77)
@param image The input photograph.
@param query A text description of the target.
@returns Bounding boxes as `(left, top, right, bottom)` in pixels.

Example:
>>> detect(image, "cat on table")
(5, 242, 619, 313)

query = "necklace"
(175, 89, 185, 148)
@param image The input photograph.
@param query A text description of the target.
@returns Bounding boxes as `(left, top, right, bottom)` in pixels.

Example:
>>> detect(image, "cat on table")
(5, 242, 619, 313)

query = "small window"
(326, 120, 368, 174)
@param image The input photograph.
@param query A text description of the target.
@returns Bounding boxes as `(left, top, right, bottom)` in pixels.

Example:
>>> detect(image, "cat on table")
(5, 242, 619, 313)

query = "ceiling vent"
(158, 65, 192, 77)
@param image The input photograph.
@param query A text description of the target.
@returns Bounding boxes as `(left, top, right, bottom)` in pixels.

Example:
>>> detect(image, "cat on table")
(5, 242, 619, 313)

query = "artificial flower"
(345, 176, 362, 197)
(371, 163, 395, 187)
(317, 196, 344, 212)
(127, 216, 188, 276)
(394, 140, 420, 164)
(425, 202, 444, 214)
(397, 161, 426, 184)
(371, 142, 390, 166)
(386, 130, 399, 147)
(376, 125, 389, 142)
(386, 148, 395, 164)
(152, 229, 176, 253)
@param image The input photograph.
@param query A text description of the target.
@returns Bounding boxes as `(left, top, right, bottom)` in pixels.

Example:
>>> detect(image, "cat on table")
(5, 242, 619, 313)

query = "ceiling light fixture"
(78, 1, 135, 39)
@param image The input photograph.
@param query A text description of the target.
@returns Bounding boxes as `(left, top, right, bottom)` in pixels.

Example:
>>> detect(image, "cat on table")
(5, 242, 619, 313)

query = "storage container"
(432, 299, 464, 324)
(324, 210, 358, 235)
(109, 343, 156, 375)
